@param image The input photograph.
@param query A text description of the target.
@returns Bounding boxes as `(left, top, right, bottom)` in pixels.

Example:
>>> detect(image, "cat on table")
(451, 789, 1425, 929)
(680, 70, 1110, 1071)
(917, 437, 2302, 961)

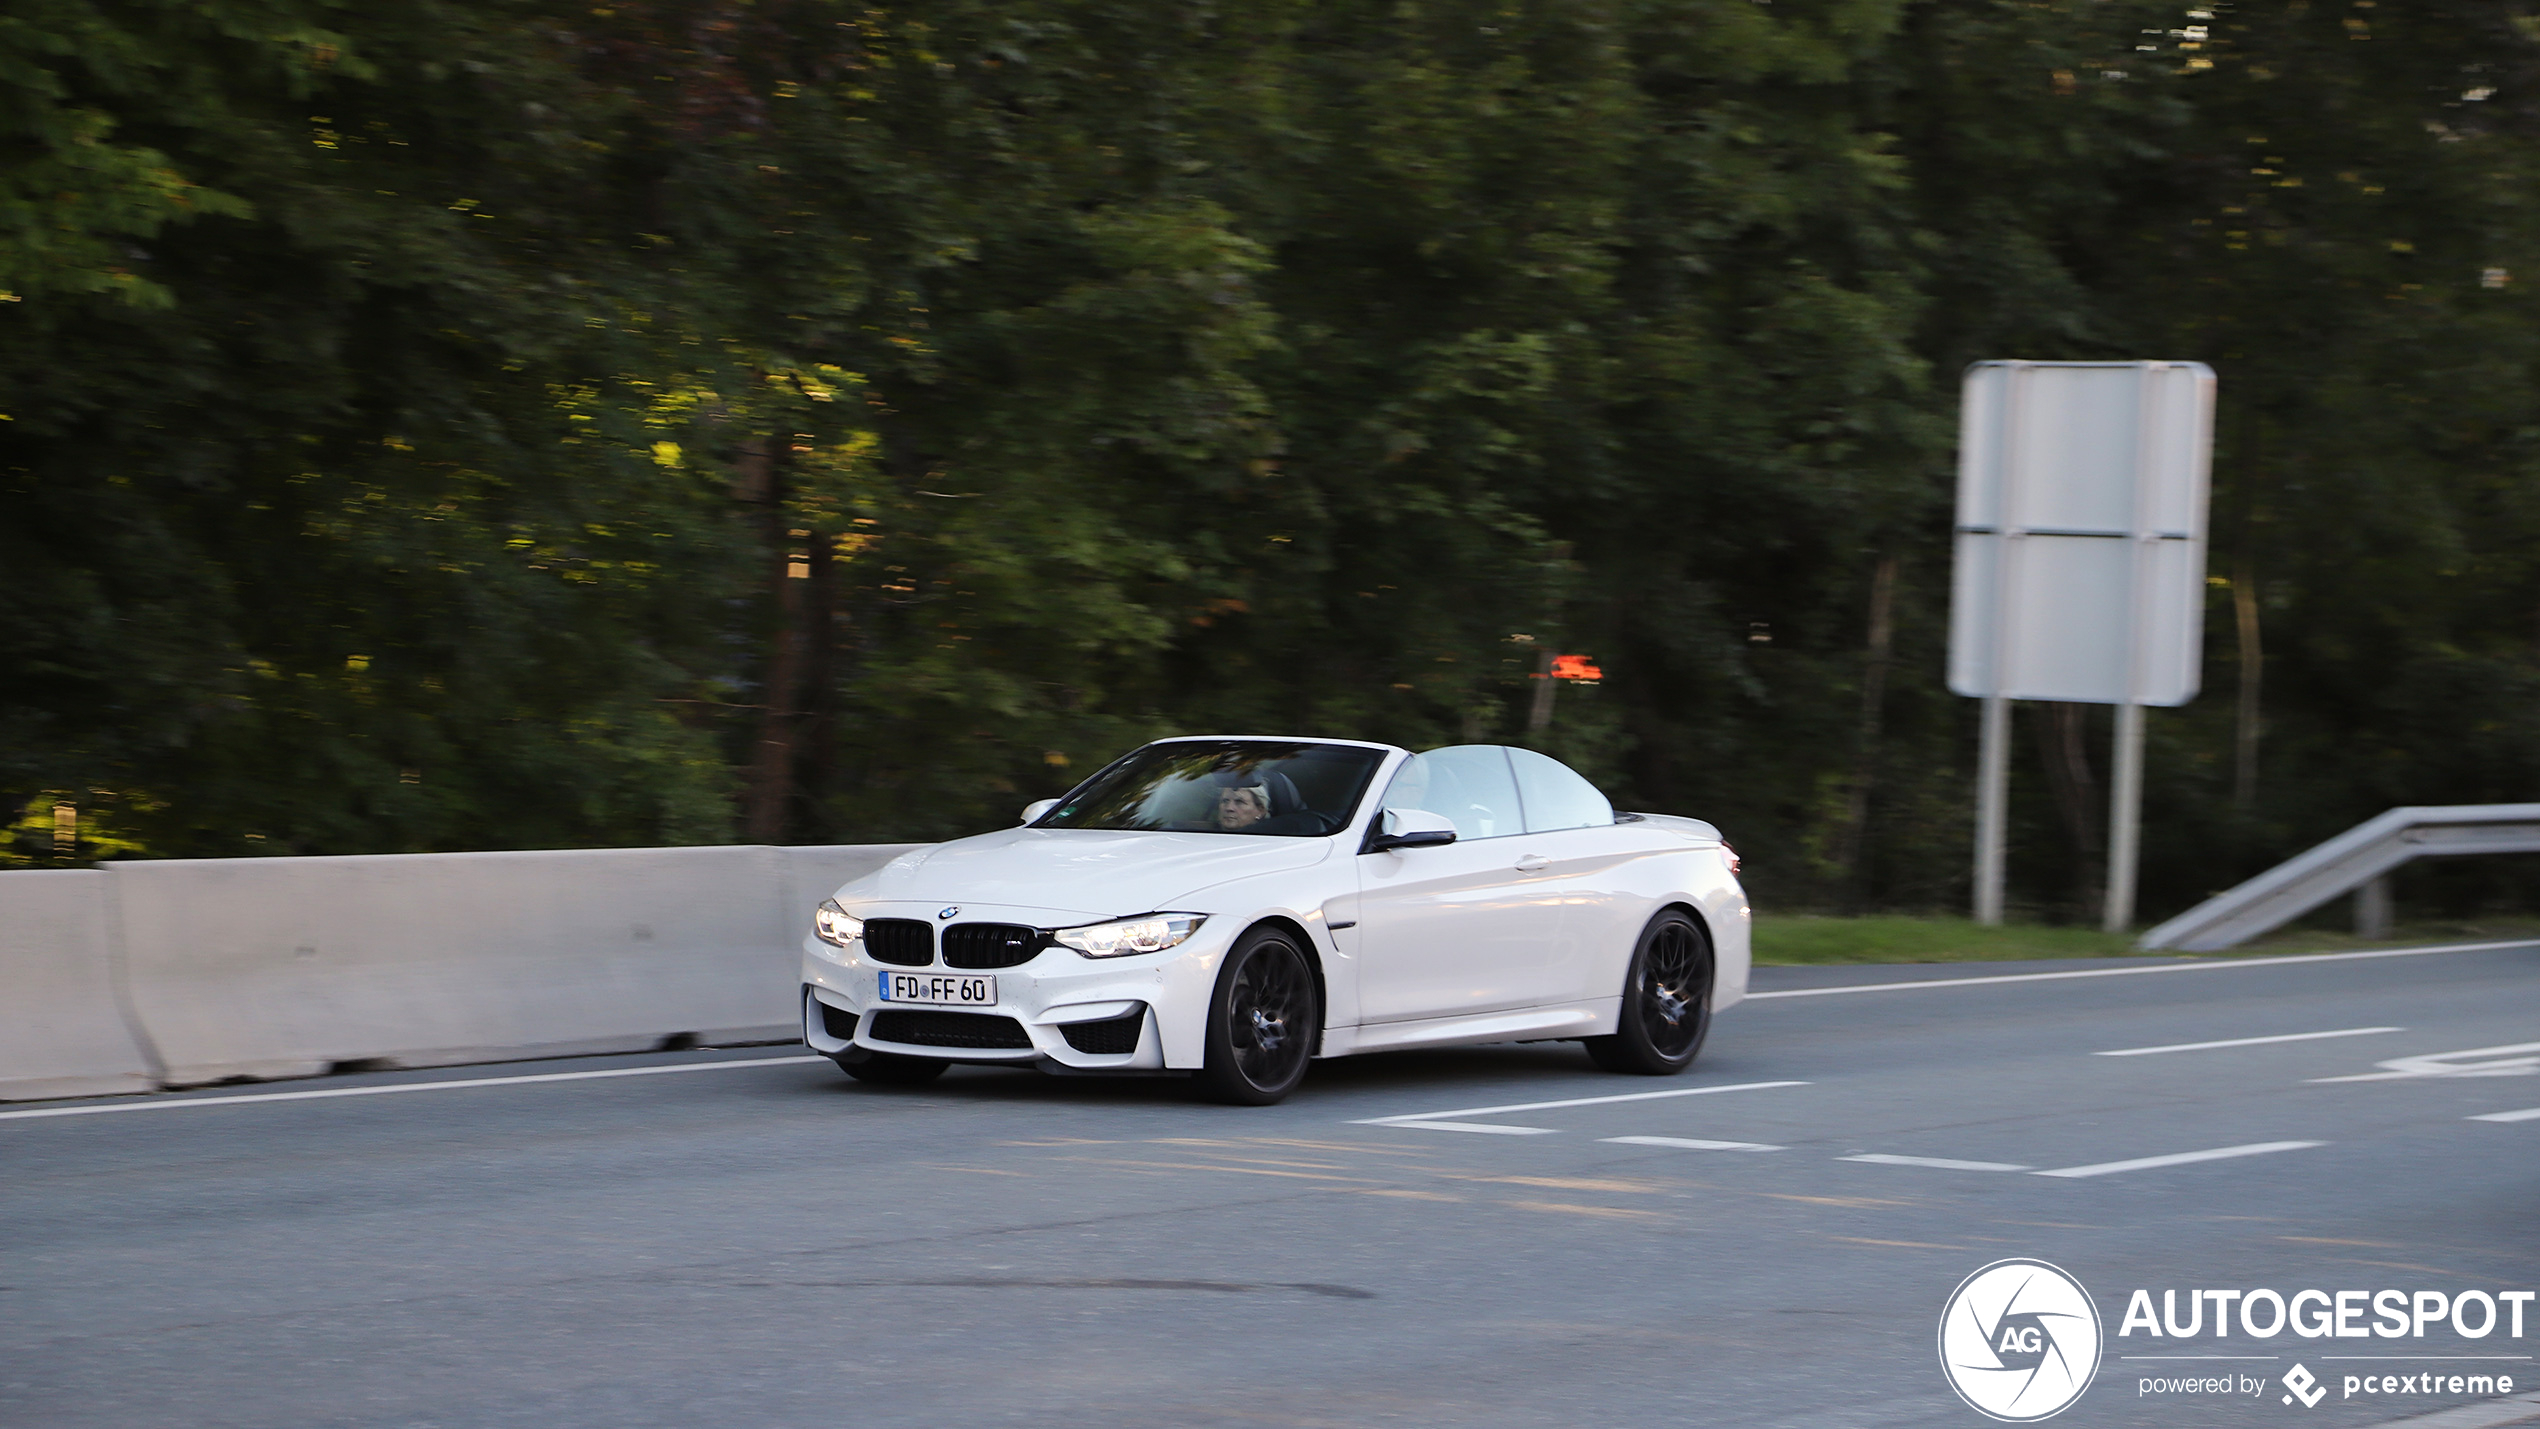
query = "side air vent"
(818, 1003, 859, 1041)
(868, 1010, 1034, 1050)
(941, 922, 1047, 969)
(861, 918, 933, 966)
(1058, 1008, 1145, 1055)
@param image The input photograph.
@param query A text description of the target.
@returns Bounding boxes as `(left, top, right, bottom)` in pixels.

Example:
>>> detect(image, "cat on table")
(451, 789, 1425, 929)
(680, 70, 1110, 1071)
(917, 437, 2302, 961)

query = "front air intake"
(1058, 1008, 1144, 1055)
(818, 1002, 859, 1042)
(868, 1010, 1034, 1050)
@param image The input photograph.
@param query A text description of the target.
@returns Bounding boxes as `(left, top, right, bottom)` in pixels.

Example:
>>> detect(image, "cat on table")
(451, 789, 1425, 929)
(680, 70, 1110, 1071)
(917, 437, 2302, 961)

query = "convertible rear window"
(1380, 745, 1615, 839)
(1036, 740, 1385, 837)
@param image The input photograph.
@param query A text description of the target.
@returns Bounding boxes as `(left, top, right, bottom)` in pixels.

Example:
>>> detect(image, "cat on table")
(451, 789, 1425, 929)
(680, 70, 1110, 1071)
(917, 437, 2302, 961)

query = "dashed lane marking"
(0, 1056, 825, 1121)
(1602, 1135, 1783, 1152)
(2031, 1140, 2325, 1179)
(2096, 1026, 2403, 1057)
(1744, 940, 2538, 1002)
(1350, 1079, 1809, 1129)
(1385, 1120, 1558, 1135)
(2469, 1108, 2540, 1123)
(1840, 1153, 2030, 1172)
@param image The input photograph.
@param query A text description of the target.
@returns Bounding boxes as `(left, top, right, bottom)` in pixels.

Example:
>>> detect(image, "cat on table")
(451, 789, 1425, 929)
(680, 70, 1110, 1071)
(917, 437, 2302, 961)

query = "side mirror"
(1365, 806, 1458, 854)
(1020, 798, 1059, 825)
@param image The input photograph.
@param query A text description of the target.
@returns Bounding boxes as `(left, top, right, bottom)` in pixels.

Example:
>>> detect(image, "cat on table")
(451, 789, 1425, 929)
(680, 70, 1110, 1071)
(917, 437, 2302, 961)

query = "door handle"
(1514, 854, 1549, 872)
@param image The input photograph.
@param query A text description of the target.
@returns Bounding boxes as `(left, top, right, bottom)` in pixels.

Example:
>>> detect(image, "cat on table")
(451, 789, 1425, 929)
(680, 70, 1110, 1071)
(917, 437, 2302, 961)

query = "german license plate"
(877, 971, 998, 1007)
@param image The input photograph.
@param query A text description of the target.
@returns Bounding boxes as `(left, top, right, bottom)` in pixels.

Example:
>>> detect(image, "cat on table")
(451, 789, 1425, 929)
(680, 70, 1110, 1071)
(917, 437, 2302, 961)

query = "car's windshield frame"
(1031, 739, 1391, 838)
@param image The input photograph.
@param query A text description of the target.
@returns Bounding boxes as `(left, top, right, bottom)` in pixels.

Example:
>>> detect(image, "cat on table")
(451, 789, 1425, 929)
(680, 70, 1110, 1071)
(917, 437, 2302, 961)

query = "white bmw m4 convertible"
(800, 736, 1750, 1105)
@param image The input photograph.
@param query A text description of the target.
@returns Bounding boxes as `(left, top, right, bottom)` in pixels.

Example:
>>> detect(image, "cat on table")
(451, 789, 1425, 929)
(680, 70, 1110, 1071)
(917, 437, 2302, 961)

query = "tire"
(837, 1051, 949, 1086)
(1584, 909, 1714, 1076)
(1196, 926, 1321, 1106)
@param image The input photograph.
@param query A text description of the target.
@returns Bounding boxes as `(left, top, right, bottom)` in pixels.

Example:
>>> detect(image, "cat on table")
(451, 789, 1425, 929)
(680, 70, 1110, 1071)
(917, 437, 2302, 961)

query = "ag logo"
(1938, 1259, 2103, 1421)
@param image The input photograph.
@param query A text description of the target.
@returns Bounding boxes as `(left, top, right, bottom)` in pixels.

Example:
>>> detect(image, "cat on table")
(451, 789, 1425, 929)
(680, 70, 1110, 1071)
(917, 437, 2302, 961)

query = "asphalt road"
(8, 940, 2540, 1429)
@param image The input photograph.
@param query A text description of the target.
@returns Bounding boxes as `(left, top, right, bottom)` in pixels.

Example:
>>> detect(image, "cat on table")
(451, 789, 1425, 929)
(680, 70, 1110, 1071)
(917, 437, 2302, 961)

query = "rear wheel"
(837, 1051, 948, 1086)
(1584, 910, 1713, 1075)
(1196, 926, 1320, 1105)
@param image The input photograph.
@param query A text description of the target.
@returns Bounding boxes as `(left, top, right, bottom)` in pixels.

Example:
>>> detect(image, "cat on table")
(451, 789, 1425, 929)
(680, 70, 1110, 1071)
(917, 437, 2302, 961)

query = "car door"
(1507, 746, 1646, 1004)
(1351, 747, 1570, 1023)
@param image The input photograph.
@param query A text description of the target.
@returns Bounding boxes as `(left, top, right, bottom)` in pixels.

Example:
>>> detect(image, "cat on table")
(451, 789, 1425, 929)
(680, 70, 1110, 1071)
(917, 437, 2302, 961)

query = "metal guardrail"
(2137, 804, 2540, 952)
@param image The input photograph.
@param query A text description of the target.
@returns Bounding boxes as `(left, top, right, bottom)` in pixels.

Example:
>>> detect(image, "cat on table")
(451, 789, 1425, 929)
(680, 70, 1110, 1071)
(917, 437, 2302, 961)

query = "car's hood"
(851, 828, 1338, 920)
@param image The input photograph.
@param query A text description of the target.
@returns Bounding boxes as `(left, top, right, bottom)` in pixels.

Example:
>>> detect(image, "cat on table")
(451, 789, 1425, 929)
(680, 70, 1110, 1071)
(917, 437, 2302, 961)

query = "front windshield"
(1035, 740, 1387, 837)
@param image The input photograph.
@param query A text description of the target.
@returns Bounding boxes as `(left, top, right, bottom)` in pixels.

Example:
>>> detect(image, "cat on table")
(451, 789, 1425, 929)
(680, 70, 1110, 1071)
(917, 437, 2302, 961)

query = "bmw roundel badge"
(938, 906, 960, 920)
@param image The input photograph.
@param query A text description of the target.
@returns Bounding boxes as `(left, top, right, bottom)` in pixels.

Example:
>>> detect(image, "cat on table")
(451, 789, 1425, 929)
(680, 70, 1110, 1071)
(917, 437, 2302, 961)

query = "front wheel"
(1196, 926, 1321, 1105)
(1584, 910, 1713, 1075)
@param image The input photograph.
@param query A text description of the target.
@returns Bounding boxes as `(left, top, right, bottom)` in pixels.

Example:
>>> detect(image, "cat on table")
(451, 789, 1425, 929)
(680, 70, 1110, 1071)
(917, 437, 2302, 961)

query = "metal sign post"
(1948, 361, 2215, 930)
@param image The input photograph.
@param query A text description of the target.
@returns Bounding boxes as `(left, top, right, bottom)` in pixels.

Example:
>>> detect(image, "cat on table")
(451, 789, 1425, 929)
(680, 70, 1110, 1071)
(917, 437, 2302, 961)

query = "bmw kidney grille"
(859, 918, 934, 966)
(940, 922, 1048, 969)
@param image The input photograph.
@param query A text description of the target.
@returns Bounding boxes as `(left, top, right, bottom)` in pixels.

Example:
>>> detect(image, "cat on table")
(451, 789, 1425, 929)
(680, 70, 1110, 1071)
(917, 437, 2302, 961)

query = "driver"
(1214, 780, 1271, 831)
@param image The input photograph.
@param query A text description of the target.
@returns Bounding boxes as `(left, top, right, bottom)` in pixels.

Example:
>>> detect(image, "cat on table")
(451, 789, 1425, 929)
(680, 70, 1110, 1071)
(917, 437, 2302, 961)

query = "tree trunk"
(1830, 554, 1898, 898)
(740, 438, 804, 844)
(2032, 701, 2104, 913)
(795, 528, 842, 841)
(1526, 643, 1556, 733)
(2233, 564, 2263, 814)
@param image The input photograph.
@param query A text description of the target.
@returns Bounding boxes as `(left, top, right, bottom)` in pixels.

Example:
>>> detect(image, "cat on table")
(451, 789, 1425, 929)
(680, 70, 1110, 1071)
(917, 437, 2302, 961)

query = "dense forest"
(5, 0, 2538, 925)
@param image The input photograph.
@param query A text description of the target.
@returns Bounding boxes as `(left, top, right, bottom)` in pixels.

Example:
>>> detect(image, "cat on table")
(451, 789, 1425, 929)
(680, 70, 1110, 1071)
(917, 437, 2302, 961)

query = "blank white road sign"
(1948, 361, 2215, 706)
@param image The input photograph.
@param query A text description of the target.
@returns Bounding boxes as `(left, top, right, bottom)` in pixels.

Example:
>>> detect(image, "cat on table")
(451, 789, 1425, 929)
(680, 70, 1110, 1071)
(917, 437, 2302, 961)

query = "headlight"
(1052, 913, 1206, 959)
(813, 899, 862, 949)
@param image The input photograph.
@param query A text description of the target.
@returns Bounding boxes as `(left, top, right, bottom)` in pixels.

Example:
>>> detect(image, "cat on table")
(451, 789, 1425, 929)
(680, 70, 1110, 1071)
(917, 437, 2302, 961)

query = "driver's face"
(1216, 786, 1268, 829)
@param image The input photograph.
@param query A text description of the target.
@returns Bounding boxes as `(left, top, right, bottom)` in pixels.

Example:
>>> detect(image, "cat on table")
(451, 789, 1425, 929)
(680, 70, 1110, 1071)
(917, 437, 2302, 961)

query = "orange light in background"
(1549, 654, 1602, 683)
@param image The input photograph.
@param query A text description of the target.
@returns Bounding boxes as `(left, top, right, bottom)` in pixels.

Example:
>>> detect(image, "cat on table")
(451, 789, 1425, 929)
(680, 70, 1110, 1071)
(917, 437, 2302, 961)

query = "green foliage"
(3, 0, 2538, 936)
(0, 0, 749, 856)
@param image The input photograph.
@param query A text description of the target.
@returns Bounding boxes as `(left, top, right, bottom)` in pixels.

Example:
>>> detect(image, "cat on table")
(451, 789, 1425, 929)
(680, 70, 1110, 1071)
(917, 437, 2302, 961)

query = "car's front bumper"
(799, 903, 1232, 1070)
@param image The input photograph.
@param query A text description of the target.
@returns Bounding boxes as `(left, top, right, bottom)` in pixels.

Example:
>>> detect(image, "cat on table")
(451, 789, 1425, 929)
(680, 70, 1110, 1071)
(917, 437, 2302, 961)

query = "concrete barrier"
(109, 843, 930, 1087)
(0, 870, 160, 1100)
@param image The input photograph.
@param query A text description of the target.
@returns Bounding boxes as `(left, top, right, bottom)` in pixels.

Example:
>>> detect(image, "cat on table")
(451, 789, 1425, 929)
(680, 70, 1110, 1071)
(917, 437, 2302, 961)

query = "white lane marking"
(0, 1056, 826, 1122)
(1744, 940, 2539, 1001)
(2470, 1108, 2540, 1123)
(1350, 1080, 1809, 1127)
(2313, 1041, 2540, 1083)
(2033, 1140, 2324, 1179)
(1387, 1120, 1559, 1135)
(1603, 1135, 1782, 1152)
(2096, 1026, 2403, 1057)
(1841, 1153, 2030, 1172)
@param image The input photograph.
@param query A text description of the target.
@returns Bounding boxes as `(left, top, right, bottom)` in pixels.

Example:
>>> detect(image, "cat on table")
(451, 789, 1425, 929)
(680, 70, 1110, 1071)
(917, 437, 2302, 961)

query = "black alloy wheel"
(1197, 926, 1321, 1105)
(1585, 910, 1714, 1075)
(838, 1050, 949, 1085)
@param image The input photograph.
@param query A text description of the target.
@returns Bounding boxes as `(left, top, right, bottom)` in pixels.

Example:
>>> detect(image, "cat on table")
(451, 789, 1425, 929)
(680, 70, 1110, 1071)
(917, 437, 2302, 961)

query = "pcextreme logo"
(1939, 1259, 2105, 1422)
